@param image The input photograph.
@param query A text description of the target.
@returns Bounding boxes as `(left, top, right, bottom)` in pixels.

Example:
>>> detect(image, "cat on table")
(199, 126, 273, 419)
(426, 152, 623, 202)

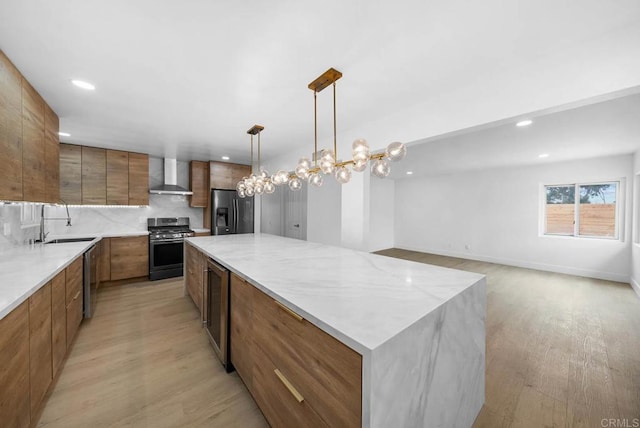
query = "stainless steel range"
(148, 217, 194, 280)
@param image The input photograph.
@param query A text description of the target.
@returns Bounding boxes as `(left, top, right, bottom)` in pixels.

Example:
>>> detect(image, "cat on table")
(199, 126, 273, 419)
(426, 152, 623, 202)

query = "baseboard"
(393, 244, 629, 284)
(631, 277, 640, 299)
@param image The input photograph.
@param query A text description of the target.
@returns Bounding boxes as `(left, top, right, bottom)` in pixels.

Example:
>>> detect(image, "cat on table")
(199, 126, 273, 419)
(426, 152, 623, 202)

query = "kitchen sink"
(45, 237, 97, 244)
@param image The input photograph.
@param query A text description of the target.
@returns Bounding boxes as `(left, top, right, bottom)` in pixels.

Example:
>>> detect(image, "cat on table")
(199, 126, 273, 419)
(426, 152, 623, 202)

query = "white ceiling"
(1, 0, 639, 166)
(389, 92, 640, 179)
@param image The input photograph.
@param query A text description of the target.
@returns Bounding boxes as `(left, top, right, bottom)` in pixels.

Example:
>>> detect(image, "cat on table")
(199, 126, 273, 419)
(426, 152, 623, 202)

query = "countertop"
(0, 239, 98, 320)
(0, 231, 149, 320)
(186, 234, 485, 354)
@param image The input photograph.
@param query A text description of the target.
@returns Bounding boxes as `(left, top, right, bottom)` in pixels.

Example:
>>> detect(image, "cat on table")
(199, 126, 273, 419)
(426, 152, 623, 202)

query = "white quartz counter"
(0, 231, 149, 320)
(187, 234, 486, 427)
(187, 233, 483, 353)
(0, 239, 98, 320)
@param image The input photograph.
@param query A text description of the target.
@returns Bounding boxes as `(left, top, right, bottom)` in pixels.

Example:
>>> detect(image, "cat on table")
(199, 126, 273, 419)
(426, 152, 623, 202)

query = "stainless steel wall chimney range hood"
(149, 158, 193, 195)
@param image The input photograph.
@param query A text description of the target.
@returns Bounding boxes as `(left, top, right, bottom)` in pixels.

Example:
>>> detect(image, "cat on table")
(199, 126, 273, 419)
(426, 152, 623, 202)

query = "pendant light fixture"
(237, 125, 275, 198)
(236, 67, 407, 197)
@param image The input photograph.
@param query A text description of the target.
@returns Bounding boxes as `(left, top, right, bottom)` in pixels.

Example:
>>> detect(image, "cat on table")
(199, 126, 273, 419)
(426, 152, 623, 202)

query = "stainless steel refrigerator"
(211, 189, 254, 235)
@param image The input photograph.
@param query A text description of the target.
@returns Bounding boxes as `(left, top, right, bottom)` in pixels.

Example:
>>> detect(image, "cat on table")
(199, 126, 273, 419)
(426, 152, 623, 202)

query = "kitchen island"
(186, 233, 486, 428)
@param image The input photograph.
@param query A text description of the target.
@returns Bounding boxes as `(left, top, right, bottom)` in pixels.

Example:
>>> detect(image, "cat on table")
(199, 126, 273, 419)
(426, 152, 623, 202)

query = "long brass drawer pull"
(275, 300, 303, 322)
(72, 291, 81, 301)
(274, 369, 304, 403)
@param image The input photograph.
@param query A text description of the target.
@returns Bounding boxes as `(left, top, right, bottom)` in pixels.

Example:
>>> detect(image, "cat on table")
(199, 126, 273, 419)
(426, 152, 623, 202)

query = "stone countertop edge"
(186, 235, 485, 357)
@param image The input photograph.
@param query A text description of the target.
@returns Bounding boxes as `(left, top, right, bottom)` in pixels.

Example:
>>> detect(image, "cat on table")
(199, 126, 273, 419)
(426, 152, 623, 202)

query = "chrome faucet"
(39, 200, 72, 242)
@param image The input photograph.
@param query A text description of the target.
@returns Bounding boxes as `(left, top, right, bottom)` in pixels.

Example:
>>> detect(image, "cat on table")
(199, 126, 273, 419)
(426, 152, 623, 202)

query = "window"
(544, 181, 619, 239)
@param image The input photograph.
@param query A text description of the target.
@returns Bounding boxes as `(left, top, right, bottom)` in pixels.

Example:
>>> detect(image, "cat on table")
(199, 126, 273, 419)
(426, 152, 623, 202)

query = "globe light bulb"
(295, 164, 309, 180)
(274, 170, 290, 185)
(320, 149, 335, 162)
(353, 151, 369, 163)
(371, 159, 391, 178)
(255, 175, 265, 187)
(308, 172, 323, 187)
(352, 138, 370, 153)
(298, 157, 311, 169)
(352, 159, 367, 172)
(264, 181, 275, 194)
(334, 166, 352, 184)
(254, 183, 264, 194)
(248, 173, 257, 184)
(237, 181, 246, 192)
(385, 142, 406, 162)
(259, 169, 269, 180)
(237, 189, 246, 198)
(289, 177, 302, 191)
(245, 186, 255, 197)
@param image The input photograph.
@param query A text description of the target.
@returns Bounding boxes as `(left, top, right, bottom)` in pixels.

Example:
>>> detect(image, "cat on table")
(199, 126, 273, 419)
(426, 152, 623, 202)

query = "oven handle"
(151, 238, 185, 244)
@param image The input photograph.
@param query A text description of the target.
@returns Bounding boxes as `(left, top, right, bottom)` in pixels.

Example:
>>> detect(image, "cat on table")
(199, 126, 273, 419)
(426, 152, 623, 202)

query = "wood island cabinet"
(225, 272, 362, 428)
(110, 236, 148, 281)
(189, 160, 209, 207)
(0, 301, 31, 427)
(0, 50, 24, 202)
(29, 282, 52, 416)
(82, 146, 107, 204)
(22, 78, 46, 202)
(185, 242, 205, 315)
(99, 237, 111, 283)
(107, 150, 129, 205)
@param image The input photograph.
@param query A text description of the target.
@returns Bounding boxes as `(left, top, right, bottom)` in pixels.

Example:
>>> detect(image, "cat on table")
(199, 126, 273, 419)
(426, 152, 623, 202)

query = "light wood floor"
(377, 249, 640, 428)
(38, 251, 640, 427)
(38, 278, 268, 428)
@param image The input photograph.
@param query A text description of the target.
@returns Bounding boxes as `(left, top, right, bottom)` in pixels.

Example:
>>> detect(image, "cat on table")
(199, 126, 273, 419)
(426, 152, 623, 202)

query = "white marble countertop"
(0, 239, 98, 320)
(0, 231, 150, 321)
(186, 234, 485, 354)
(192, 228, 210, 234)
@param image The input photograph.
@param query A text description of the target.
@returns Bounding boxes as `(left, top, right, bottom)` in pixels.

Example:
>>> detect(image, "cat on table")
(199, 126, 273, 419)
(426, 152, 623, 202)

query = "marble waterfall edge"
(368, 278, 486, 428)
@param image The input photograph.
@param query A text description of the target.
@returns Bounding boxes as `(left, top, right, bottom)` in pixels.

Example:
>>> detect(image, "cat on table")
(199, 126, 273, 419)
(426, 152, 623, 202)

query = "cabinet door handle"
(274, 369, 304, 403)
(72, 290, 81, 301)
(275, 300, 303, 322)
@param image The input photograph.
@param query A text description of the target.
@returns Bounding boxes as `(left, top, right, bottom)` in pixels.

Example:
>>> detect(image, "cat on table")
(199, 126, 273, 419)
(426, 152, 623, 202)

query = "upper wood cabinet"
(22, 78, 46, 202)
(44, 104, 60, 203)
(59, 143, 82, 204)
(128, 152, 149, 206)
(189, 160, 209, 207)
(107, 150, 129, 205)
(82, 146, 106, 205)
(0, 51, 24, 202)
(210, 161, 250, 190)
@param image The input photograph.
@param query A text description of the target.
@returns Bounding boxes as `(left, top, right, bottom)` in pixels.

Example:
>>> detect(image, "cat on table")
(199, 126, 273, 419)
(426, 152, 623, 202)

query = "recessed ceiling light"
(221, 156, 230, 161)
(406, 171, 413, 175)
(516, 120, 532, 127)
(71, 79, 95, 90)
(58, 132, 70, 137)
(538, 153, 549, 158)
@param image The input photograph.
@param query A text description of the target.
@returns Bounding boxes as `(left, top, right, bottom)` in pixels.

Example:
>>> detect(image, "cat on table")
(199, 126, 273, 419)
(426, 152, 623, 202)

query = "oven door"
(149, 239, 184, 279)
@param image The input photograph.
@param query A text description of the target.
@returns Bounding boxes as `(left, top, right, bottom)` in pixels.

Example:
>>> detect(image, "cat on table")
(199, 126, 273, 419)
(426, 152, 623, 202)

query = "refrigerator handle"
(233, 198, 238, 232)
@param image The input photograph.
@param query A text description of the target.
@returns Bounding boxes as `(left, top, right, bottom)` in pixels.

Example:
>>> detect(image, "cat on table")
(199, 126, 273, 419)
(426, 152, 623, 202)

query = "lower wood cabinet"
(0, 301, 31, 427)
(51, 269, 67, 376)
(66, 256, 84, 347)
(230, 272, 362, 428)
(29, 282, 53, 416)
(110, 236, 148, 281)
(98, 237, 111, 283)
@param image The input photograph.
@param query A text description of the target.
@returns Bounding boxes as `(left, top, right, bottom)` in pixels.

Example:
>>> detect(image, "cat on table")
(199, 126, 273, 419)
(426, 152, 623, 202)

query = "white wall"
(366, 176, 395, 252)
(394, 154, 633, 282)
(631, 151, 640, 296)
(307, 177, 342, 246)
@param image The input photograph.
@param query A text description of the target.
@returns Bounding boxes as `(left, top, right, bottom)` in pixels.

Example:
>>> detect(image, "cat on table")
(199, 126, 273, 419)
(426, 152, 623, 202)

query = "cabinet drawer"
(65, 256, 83, 306)
(252, 289, 362, 428)
(253, 350, 328, 428)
